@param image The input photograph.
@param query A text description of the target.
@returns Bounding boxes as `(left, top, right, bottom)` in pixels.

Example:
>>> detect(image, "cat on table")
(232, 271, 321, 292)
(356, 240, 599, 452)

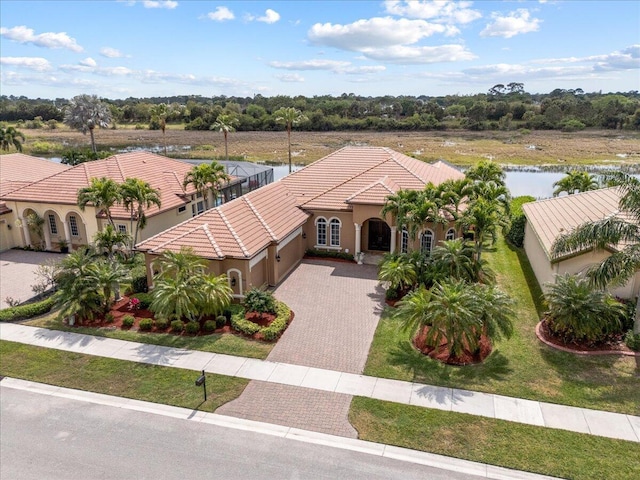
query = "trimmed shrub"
(131, 292, 153, 310)
(104, 313, 115, 324)
(305, 248, 354, 262)
(0, 297, 55, 322)
(171, 320, 184, 333)
(139, 318, 153, 331)
(185, 321, 200, 335)
(231, 315, 261, 336)
(261, 302, 291, 341)
(625, 331, 640, 351)
(243, 288, 277, 314)
(130, 274, 148, 294)
(215, 315, 227, 328)
(385, 286, 400, 301)
(505, 196, 536, 248)
(122, 315, 135, 328)
(203, 320, 217, 333)
(155, 317, 169, 330)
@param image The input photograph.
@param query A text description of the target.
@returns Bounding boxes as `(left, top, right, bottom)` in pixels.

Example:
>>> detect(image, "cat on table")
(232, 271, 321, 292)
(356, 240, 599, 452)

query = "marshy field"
(22, 126, 640, 168)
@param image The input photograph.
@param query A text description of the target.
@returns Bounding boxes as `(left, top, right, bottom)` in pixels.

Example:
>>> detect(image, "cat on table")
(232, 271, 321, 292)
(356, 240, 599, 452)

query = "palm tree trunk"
(287, 126, 292, 174)
(162, 127, 167, 156)
(224, 131, 229, 160)
(634, 295, 640, 335)
(89, 127, 97, 154)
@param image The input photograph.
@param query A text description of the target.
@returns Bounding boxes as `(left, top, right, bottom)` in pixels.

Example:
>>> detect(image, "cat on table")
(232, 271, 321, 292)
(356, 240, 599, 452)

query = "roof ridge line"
(243, 196, 277, 241)
(388, 150, 429, 183)
(345, 175, 396, 202)
(202, 223, 224, 258)
(299, 152, 392, 207)
(150, 223, 207, 253)
(82, 162, 91, 183)
(218, 209, 250, 257)
(115, 156, 127, 182)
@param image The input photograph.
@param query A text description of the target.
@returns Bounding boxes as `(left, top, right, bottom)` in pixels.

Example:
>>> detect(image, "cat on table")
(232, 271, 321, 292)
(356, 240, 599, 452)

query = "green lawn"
(25, 312, 273, 359)
(363, 237, 640, 415)
(350, 397, 640, 480)
(0, 340, 248, 411)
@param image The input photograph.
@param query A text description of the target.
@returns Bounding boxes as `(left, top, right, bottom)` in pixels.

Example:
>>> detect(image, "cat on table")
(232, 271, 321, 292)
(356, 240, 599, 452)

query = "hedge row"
(231, 301, 291, 341)
(305, 248, 355, 262)
(0, 297, 55, 322)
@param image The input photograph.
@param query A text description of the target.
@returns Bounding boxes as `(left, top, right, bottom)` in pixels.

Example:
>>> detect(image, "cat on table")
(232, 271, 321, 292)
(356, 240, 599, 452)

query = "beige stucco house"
(136, 146, 465, 297)
(0, 153, 71, 252)
(1, 151, 240, 252)
(523, 187, 640, 299)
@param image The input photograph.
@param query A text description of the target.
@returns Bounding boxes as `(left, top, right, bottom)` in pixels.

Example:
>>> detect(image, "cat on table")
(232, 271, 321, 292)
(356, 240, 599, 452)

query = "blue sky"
(1, 1, 638, 99)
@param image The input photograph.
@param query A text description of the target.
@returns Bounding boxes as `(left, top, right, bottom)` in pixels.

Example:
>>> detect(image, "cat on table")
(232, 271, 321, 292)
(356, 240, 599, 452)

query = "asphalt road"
(1, 386, 481, 480)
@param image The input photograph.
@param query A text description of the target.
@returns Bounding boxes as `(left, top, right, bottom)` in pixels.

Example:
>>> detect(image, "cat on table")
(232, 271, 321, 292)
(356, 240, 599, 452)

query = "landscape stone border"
(535, 321, 640, 357)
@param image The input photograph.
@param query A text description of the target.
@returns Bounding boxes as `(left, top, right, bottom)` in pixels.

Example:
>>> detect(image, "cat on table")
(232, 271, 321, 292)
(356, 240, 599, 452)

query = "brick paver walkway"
(218, 260, 383, 437)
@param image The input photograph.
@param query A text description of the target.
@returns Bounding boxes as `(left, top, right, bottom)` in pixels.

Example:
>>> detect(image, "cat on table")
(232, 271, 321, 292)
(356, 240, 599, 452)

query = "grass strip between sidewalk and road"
(24, 313, 273, 359)
(0, 340, 248, 412)
(364, 237, 640, 415)
(350, 397, 640, 480)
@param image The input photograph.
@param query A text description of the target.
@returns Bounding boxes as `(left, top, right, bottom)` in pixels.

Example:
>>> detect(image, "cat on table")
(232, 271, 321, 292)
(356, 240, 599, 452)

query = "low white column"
(21, 218, 32, 247)
(390, 226, 397, 253)
(43, 221, 52, 251)
(63, 220, 72, 245)
(354, 223, 362, 255)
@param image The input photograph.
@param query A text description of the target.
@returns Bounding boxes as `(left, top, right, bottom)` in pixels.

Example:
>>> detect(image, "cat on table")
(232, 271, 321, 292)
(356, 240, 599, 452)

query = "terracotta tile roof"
(2, 151, 238, 219)
(136, 181, 309, 259)
(282, 147, 464, 211)
(137, 147, 463, 260)
(0, 153, 70, 184)
(523, 187, 625, 260)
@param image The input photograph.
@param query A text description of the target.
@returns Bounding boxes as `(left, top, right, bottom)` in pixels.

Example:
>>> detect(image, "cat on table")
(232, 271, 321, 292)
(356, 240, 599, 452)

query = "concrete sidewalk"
(1, 322, 638, 443)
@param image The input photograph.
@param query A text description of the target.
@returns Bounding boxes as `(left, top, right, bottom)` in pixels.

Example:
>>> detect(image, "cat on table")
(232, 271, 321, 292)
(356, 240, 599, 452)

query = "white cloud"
(257, 9, 280, 24)
(207, 6, 234, 22)
(142, 1, 178, 9)
(480, 9, 541, 38)
(276, 73, 304, 82)
(535, 45, 640, 72)
(362, 44, 475, 63)
(0, 25, 83, 52)
(384, 0, 481, 24)
(100, 47, 126, 58)
(342, 65, 387, 74)
(309, 17, 447, 50)
(0, 56, 51, 71)
(80, 57, 97, 67)
(269, 59, 351, 70)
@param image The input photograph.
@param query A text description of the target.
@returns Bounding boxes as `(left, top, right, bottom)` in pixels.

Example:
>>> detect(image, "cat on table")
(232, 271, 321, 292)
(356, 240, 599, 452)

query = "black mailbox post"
(195, 370, 206, 401)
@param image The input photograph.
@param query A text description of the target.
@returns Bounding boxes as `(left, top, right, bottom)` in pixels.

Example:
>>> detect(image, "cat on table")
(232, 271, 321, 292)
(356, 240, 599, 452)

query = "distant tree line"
(1, 85, 639, 132)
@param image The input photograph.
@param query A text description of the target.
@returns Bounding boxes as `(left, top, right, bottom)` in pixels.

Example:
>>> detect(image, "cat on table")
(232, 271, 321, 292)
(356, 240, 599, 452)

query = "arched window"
(316, 217, 327, 246)
(329, 218, 341, 246)
(445, 228, 456, 241)
(421, 229, 434, 255)
(401, 228, 409, 254)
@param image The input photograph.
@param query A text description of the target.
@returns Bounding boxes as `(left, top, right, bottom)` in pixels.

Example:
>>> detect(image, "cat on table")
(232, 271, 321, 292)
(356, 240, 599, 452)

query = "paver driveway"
(217, 259, 385, 437)
(0, 250, 65, 309)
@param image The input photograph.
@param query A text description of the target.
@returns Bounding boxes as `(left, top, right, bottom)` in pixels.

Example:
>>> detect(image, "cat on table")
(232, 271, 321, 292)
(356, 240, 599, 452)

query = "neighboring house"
(0, 153, 71, 252)
(522, 187, 640, 299)
(136, 146, 465, 297)
(1, 151, 241, 252)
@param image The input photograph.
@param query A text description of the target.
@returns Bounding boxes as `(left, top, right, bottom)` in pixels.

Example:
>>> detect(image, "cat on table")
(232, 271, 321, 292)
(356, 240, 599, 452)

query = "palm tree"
(150, 276, 205, 322)
(63, 94, 112, 153)
(437, 178, 473, 220)
(429, 239, 476, 283)
(200, 274, 233, 317)
(396, 280, 513, 362)
(544, 274, 625, 344)
(211, 113, 239, 160)
(552, 172, 640, 335)
(457, 197, 508, 262)
(274, 107, 308, 173)
(552, 171, 600, 196)
(86, 259, 129, 311)
(120, 178, 161, 248)
(465, 160, 506, 186)
(378, 253, 417, 293)
(183, 162, 229, 209)
(93, 224, 130, 262)
(77, 177, 121, 228)
(149, 103, 171, 155)
(155, 247, 206, 282)
(0, 126, 25, 152)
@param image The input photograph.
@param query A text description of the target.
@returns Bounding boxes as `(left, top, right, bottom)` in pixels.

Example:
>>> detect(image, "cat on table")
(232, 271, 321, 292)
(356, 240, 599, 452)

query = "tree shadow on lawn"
(389, 341, 513, 385)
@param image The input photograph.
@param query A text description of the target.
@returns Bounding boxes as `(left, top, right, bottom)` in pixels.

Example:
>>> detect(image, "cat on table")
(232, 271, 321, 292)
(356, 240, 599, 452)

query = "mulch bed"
(65, 296, 294, 341)
(412, 326, 492, 366)
(536, 320, 639, 356)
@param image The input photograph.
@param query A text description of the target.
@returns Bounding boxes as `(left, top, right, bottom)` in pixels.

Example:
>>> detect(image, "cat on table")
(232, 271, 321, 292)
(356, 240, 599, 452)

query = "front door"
(367, 219, 391, 251)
